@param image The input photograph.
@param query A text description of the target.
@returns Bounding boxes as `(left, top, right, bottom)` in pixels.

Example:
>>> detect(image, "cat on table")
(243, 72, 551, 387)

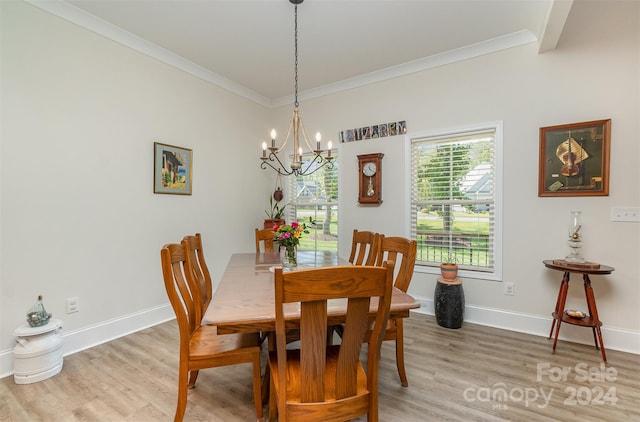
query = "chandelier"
(260, 0, 334, 176)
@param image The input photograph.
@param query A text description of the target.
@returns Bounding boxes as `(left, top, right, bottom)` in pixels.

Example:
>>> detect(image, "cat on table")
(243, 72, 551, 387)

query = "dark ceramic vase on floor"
(434, 278, 465, 329)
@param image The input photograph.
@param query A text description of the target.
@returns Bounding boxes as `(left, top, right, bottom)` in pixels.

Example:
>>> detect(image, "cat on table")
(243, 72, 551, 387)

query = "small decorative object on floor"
(566, 210, 585, 263)
(14, 319, 63, 384)
(273, 217, 315, 268)
(26, 295, 51, 327)
(434, 277, 465, 329)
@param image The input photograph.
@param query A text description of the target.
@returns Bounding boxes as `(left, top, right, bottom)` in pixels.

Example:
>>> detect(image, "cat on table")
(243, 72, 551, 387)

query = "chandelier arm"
(296, 155, 334, 176)
(276, 111, 296, 153)
(298, 154, 320, 175)
(261, 152, 295, 176)
(296, 111, 317, 152)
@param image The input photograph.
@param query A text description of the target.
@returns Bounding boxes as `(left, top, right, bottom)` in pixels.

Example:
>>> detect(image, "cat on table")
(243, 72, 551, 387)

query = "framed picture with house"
(538, 119, 611, 197)
(154, 142, 193, 195)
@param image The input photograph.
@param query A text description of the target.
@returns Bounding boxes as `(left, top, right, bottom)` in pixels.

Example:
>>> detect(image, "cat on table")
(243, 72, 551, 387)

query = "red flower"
(291, 221, 299, 229)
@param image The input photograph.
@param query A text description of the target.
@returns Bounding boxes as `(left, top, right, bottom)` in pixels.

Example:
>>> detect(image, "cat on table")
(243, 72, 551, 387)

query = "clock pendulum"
(367, 177, 375, 196)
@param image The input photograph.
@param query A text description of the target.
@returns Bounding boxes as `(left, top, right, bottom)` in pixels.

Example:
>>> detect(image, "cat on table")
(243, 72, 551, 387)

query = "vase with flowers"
(273, 217, 315, 268)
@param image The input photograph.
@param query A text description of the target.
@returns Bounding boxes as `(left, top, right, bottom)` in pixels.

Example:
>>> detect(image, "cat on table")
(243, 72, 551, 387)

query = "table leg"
(261, 332, 275, 405)
(551, 272, 570, 352)
(583, 274, 607, 362)
(549, 273, 567, 338)
(549, 289, 561, 338)
(591, 327, 599, 350)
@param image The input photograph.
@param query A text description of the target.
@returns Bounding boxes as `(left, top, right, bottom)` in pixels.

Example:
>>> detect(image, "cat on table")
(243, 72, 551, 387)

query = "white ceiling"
(29, 0, 573, 107)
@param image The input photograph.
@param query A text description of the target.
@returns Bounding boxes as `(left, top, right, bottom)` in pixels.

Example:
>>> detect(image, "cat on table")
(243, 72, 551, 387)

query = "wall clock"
(357, 153, 384, 205)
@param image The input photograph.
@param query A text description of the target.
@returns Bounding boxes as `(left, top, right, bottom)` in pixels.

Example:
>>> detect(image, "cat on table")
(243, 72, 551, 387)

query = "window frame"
(287, 151, 339, 252)
(406, 121, 503, 281)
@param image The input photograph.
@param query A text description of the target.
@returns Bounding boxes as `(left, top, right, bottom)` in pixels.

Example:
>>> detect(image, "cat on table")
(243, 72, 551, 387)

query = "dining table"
(203, 250, 421, 334)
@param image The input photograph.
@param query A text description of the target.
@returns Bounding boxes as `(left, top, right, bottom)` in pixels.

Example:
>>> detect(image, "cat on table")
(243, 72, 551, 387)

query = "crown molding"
(273, 30, 538, 107)
(25, 0, 272, 107)
(27, 0, 537, 109)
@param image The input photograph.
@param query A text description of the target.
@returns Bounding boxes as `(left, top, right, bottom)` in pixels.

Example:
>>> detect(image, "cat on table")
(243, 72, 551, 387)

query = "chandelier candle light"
(260, 0, 334, 176)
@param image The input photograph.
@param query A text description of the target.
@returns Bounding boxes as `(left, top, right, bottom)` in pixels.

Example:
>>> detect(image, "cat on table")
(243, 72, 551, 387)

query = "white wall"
(0, 1, 275, 375)
(1, 1, 638, 376)
(274, 0, 640, 350)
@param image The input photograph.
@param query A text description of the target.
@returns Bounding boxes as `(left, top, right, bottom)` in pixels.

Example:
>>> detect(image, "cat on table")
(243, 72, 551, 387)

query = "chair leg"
(268, 371, 277, 422)
(395, 319, 408, 387)
(175, 363, 189, 422)
(368, 398, 378, 422)
(188, 369, 199, 388)
(252, 353, 263, 421)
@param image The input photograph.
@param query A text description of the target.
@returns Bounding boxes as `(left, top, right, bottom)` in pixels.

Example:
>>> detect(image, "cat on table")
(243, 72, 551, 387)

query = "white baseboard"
(1, 304, 175, 379)
(3, 299, 638, 380)
(414, 296, 640, 355)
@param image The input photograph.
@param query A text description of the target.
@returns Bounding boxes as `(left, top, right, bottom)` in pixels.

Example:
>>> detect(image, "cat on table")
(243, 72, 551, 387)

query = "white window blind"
(410, 127, 498, 273)
(288, 152, 339, 251)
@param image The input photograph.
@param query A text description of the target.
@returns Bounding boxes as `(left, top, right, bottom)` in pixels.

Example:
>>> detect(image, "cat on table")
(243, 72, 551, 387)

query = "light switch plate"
(611, 207, 640, 222)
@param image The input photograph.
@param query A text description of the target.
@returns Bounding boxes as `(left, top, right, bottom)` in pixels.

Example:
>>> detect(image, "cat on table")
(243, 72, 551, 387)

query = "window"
(288, 151, 339, 251)
(410, 123, 502, 279)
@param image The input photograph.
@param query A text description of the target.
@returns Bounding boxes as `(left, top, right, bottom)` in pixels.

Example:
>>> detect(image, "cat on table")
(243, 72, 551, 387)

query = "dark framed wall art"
(538, 119, 611, 197)
(154, 142, 193, 195)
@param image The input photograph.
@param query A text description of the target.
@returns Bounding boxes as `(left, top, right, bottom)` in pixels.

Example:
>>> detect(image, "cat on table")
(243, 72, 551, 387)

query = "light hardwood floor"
(1, 314, 639, 421)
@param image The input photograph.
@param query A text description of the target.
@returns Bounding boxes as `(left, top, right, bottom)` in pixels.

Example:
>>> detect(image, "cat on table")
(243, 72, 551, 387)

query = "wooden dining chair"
(161, 241, 263, 422)
(182, 233, 212, 323)
(373, 235, 417, 387)
(255, 228, 275, 253)
(268, 262, 395, 422)
(348, 229, 381, 266)
(327, 230, 381, 341)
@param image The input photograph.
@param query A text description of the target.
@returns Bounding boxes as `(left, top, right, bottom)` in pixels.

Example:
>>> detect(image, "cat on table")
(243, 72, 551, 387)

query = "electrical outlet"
(504, 282, 514, 296)
(67, 297, 79, 314)
(611, 207, 640, 222)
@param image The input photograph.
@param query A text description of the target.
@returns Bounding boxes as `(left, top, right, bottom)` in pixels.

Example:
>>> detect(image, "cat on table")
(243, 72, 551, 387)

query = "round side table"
(543, 260, 614, 362)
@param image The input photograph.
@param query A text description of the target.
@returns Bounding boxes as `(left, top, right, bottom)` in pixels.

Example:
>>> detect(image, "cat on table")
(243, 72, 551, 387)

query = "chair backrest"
(161, 242, 201, 354)
(273, 261, 395, 420)
(348, 229, 381, 266)
(255, 228, 275, 253)
(182, 233, 212, 322)
(375, 236, 417, 293)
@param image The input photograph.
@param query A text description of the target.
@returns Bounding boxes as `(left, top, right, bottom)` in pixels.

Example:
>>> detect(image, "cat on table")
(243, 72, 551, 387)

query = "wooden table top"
(543, 259, 614, 275)
(204, 251, 421, 334)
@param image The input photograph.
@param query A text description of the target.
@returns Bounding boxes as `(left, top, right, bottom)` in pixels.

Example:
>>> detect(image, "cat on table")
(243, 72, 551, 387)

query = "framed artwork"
(154, 142, 192, 195)
(538, 119, 611, 197)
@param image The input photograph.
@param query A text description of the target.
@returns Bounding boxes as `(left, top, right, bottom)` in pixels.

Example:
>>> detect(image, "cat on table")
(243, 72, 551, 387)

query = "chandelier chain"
(294, 3, 299, 107)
